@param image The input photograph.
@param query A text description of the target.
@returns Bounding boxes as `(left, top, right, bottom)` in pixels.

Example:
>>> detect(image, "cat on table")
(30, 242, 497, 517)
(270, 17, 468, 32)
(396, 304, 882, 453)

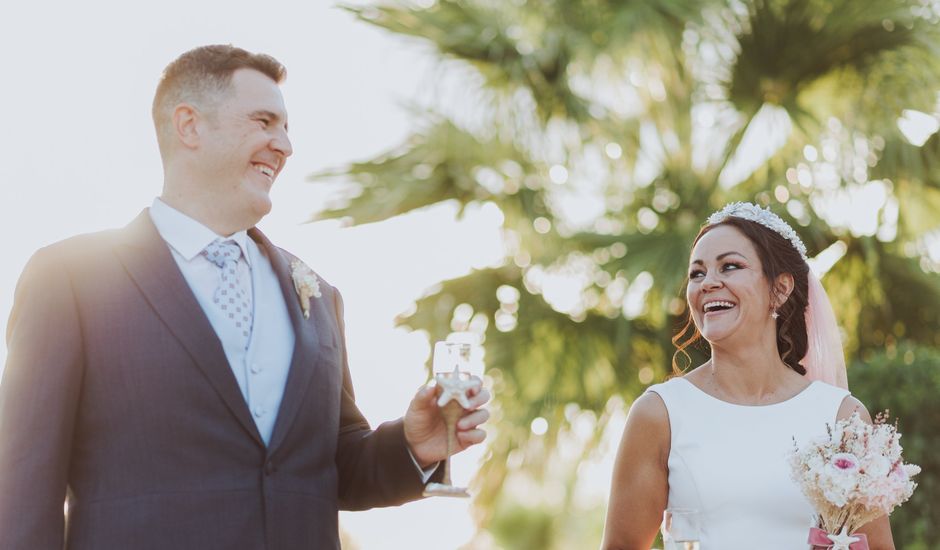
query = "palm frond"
(311, 117, 534, 223)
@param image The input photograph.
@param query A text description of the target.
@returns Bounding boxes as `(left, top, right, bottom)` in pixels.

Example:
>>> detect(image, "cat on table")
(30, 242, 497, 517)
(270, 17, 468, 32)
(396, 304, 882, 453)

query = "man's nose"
(271, 129, 292, 158)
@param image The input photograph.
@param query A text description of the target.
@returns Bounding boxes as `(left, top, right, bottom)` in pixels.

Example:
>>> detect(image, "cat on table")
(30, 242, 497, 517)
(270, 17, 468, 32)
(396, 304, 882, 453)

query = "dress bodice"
(647, 377, 849, 550)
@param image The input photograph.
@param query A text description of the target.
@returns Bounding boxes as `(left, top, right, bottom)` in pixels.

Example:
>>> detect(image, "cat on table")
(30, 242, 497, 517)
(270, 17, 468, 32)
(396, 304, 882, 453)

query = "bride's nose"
(701, 273, 723, 291)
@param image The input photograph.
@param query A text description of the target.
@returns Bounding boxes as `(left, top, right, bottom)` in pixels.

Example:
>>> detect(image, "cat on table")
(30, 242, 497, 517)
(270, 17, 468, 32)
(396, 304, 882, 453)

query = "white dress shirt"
(149, 198, 294, 445)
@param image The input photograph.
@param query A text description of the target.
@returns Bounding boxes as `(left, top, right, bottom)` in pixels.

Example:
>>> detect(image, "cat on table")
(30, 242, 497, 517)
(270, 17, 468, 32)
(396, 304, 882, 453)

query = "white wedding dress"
(647, 377, 849, 550)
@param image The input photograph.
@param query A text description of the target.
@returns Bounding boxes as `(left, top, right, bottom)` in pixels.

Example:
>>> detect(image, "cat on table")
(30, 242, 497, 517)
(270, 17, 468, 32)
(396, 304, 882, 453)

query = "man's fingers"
(456, 428, 487, 447)
(465, 376, 484, 396)
(413, 384, 438, 406)
(457, 408, 490, 430)
(465, 388, 490, 409)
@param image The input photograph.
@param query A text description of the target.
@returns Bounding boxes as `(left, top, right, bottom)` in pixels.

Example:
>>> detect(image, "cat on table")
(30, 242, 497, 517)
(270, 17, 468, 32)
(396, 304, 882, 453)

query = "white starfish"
(435, 371, 480, 409)
(826, 527, 860, 550)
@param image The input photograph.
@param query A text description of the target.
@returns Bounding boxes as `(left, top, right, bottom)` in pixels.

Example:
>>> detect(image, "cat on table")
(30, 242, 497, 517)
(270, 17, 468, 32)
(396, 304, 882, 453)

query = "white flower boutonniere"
(290, 259, 321, 319)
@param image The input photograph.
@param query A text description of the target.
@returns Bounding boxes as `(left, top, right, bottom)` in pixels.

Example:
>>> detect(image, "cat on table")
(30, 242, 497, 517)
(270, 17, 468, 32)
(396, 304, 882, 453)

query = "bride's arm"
(600, 392, 670, 550)
(836, 396, 896, 550)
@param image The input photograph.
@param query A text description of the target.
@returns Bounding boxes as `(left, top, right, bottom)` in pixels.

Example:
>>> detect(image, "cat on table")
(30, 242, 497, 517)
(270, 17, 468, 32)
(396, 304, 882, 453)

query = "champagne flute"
(662, 508, 701, 550)
(423, 333, 483, 498)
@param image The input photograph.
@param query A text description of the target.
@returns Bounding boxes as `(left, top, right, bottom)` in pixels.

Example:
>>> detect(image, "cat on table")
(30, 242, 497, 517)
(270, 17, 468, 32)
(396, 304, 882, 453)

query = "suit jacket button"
(264, 461, 276, 475)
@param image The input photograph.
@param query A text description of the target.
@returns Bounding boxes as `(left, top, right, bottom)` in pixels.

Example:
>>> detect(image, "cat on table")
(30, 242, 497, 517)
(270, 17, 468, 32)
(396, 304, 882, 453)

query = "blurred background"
(2, 0, 939, 548)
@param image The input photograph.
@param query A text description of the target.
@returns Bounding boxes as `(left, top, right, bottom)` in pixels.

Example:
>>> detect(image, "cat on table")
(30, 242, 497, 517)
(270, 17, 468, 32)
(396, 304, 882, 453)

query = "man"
(0, 45, 489, 549)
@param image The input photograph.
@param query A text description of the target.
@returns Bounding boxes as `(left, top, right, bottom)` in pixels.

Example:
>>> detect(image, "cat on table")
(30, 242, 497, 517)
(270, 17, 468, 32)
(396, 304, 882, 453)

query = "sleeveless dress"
(647, 377, 850, 550)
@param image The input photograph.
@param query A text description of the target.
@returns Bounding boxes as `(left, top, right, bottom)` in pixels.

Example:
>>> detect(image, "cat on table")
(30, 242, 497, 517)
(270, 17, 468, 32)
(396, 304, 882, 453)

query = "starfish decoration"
(435, 371, 480, 409)
(826, 527, 861, 550)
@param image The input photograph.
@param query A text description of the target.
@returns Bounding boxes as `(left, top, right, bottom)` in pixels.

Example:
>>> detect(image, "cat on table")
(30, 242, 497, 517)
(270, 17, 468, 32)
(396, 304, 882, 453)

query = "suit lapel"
(116, 211, 264, 447)
(250, 228, 336, 454)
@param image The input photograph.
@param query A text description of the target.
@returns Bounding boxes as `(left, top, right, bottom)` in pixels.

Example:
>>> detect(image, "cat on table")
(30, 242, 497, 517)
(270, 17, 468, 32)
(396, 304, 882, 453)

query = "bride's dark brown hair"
(671, 216, 810, 375)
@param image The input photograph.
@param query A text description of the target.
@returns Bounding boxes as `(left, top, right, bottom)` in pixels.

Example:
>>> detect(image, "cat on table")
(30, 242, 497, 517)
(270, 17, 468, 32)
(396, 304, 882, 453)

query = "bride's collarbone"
(686, 368, 811, 406)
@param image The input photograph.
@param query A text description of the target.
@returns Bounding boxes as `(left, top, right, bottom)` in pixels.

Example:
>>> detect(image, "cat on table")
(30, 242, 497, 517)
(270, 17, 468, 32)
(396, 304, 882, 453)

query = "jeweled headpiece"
(706, 202, 807, 260)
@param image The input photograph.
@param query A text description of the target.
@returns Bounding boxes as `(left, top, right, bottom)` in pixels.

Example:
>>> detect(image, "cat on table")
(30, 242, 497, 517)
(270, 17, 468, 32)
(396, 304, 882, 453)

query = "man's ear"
(173, 103, 200, 149)
(773, 272, 795, 307)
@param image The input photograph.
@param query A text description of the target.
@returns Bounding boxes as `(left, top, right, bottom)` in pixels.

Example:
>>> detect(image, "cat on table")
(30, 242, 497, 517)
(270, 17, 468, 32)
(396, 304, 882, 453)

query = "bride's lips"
(704, 307, 735, 318)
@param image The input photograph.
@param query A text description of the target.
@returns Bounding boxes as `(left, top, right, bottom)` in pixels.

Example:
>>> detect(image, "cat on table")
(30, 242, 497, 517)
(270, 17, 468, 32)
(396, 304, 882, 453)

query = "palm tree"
(314, 1, 940, 546)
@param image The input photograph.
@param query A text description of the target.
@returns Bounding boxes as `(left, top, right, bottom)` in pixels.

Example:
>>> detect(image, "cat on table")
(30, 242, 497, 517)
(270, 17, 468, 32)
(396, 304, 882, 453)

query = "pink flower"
(831, 453, 859, 471)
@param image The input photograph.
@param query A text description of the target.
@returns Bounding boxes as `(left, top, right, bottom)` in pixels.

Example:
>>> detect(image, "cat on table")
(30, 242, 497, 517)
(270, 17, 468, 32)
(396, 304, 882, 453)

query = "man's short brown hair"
(152, 45, 286, 158)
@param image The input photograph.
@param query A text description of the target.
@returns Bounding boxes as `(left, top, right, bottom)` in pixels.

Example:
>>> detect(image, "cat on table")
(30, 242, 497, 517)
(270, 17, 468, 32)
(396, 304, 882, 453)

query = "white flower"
(867, 455, 892, 478)
(290, 259, 322, 319)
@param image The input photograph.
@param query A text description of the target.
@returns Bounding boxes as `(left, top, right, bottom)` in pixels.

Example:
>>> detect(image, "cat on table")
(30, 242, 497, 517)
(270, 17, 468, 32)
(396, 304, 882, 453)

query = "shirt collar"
(149, 198, 252, 265)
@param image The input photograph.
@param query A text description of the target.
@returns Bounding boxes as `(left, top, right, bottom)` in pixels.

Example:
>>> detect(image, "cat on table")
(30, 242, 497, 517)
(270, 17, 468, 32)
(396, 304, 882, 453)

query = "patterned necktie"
(202, 239, 253, 349)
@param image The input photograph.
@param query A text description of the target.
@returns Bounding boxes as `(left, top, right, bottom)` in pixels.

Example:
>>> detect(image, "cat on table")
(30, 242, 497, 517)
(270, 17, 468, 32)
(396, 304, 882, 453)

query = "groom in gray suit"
(0, 45, 489, 549)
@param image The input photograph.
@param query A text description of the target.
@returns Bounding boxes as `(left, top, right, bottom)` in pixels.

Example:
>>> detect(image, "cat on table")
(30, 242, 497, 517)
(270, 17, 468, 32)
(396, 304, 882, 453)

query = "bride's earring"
(771, 308, 779, 319)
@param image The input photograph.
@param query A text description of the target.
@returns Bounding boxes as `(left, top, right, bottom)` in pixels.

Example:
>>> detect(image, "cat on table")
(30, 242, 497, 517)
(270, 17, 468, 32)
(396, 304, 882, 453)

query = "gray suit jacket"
(0, 211, 432, 549)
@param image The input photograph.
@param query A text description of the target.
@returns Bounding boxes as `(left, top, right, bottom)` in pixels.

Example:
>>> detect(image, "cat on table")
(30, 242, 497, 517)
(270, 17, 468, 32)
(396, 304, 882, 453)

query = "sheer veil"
(801, 271, 848, 389)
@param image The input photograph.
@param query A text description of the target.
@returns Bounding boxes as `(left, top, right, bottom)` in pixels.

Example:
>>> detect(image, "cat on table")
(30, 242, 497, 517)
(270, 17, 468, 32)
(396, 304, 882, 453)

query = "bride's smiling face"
(687, 225, 776, 345)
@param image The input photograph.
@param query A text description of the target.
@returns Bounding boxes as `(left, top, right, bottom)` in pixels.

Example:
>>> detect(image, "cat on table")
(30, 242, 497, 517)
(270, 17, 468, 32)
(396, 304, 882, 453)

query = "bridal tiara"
(706, 202, 808, 260)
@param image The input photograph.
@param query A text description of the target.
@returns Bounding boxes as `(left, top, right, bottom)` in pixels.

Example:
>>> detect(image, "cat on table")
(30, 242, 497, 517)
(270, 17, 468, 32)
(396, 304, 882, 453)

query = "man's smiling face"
(198, 68, 292, 227)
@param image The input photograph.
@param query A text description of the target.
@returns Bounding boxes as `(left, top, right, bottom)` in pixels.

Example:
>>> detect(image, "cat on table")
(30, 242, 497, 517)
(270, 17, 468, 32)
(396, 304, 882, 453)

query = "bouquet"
(789, 411, 920, 550)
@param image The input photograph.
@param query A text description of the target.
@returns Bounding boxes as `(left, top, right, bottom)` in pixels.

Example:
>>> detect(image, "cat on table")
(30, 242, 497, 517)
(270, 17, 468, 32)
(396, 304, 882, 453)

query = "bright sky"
(0, 1, 503, 548)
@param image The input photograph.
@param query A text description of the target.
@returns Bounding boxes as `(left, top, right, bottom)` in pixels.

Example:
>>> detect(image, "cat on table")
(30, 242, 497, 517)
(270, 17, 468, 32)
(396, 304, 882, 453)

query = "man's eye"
(257, 118, 270, 127)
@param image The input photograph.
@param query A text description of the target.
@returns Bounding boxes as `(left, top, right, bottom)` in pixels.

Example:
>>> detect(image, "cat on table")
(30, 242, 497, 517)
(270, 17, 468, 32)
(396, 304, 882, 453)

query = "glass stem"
(440, 400, 463, 486)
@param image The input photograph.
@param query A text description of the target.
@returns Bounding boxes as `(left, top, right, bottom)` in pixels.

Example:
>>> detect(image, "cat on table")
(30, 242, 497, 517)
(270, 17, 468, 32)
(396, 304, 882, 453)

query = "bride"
(601, 203, 894, 549)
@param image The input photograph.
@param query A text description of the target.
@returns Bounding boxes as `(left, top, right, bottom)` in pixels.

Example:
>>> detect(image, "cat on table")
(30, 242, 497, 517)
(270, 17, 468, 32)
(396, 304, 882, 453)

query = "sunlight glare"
(549, 164, 569, 184)
(807, 241, 848, 278)
(605, 142, 623, 159)
(897, 109, 940, 147)
(530, 417, 549, 435)
(719, 103, 792, 188)
(622, 272, 654, 319)
(811, 180, 889, 237)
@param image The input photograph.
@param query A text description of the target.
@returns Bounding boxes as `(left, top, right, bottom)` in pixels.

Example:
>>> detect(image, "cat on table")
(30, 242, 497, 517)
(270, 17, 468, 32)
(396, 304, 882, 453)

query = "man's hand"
(404, 379, 490, 469)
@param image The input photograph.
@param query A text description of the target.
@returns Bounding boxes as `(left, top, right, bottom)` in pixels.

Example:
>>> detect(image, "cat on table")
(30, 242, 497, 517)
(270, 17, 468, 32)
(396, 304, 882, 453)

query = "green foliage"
(849, 343, 940, 549)
(316, 0, 940, 543)
(311, 119, 541, 224)
(728, 0, 938, 126)
(487, 503, 556, 549)
(343, 0, 712, 120)
(488, 500, 610, 550)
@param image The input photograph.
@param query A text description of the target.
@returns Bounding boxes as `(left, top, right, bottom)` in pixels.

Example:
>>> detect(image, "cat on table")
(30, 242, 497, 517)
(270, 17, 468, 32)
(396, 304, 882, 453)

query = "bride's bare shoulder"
(837, 394, 873, 423)
(625, 391, 669, 432)
(618, 391, 671, 470)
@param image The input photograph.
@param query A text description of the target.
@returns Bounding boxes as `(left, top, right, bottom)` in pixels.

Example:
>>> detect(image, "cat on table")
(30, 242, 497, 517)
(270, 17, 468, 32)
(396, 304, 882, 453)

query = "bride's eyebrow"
(690, 251, 747, 266)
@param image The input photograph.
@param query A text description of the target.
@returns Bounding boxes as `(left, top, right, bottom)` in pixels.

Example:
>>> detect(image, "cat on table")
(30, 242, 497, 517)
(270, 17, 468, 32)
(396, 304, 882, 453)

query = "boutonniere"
(290, 259, 321, 319)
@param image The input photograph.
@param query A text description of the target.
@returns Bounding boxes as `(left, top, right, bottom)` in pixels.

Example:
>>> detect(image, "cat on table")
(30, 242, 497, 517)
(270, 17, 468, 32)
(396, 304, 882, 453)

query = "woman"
(601, 203, 894, 549)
